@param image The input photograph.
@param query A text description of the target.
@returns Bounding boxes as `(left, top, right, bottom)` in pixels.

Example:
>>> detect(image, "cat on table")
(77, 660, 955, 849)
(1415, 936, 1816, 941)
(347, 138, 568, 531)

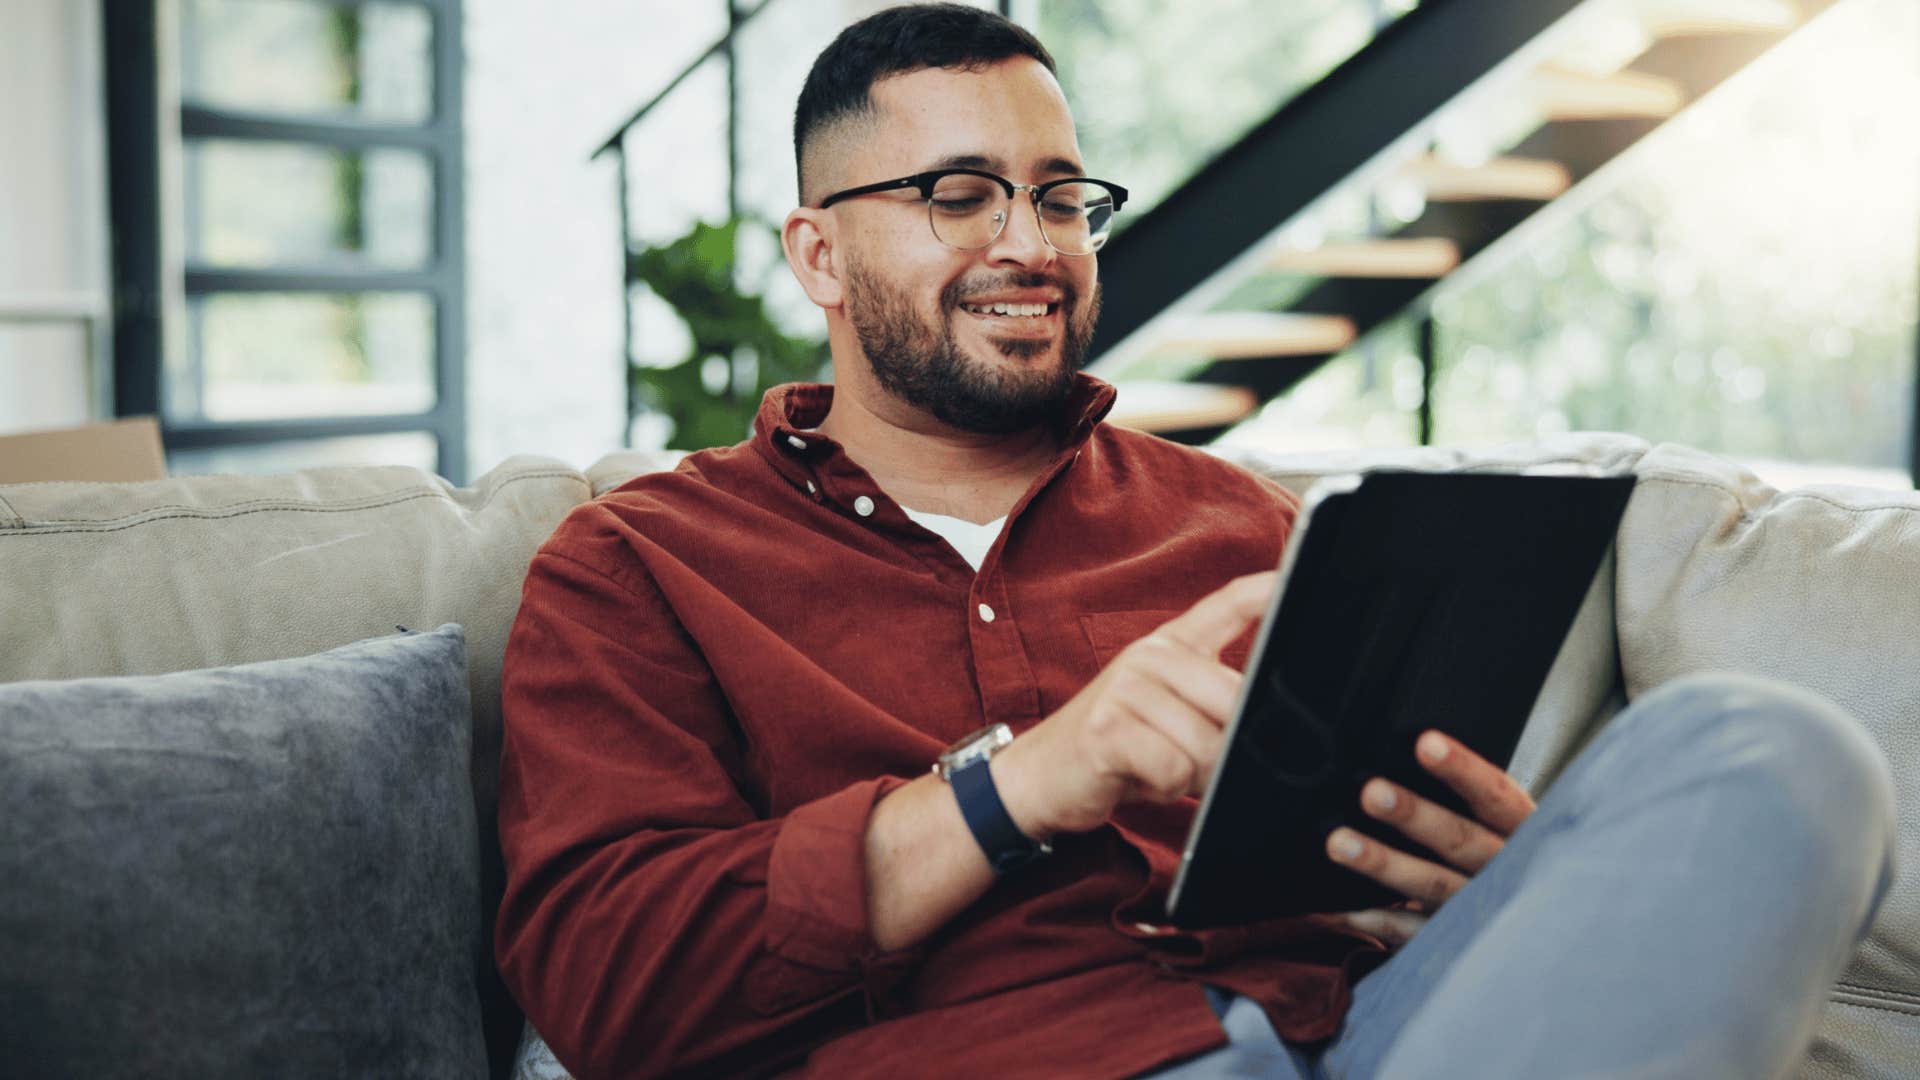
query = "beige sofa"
(1, 432, 1912, 1078)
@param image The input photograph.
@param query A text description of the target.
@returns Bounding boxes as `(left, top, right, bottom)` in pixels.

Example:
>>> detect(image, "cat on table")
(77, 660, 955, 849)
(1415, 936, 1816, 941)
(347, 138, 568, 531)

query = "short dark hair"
(793, 3, 1056, 203)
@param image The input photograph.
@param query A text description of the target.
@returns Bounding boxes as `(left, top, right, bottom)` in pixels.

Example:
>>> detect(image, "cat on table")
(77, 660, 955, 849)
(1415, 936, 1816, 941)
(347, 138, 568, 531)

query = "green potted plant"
(628, 218, 829, 450)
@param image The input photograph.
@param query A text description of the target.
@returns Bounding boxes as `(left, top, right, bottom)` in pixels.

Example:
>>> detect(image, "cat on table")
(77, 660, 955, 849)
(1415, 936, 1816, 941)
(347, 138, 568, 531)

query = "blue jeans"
(1149, 672, 1898, 1079)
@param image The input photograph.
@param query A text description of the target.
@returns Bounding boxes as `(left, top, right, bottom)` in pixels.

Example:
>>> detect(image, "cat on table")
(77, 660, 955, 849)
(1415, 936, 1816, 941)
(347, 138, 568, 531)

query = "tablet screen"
(1166, 469, 1635, 927)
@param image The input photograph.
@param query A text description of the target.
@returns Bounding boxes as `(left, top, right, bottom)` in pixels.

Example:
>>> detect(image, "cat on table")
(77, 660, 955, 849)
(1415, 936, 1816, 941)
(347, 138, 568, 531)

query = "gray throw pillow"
(0, 624, 487, 1078)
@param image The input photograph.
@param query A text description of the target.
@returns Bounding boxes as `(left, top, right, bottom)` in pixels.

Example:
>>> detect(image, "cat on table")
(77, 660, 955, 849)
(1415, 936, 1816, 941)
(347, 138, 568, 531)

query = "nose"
(985, 187, 1058, 271)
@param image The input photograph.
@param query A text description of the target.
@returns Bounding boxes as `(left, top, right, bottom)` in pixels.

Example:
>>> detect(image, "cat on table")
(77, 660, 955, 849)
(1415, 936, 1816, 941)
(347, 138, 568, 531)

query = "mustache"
(942, 272, 1079, 309)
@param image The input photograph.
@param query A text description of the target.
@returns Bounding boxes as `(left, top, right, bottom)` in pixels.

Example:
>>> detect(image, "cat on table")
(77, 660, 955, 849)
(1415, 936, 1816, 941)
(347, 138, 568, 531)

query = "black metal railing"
(594, 0, 1919, 481)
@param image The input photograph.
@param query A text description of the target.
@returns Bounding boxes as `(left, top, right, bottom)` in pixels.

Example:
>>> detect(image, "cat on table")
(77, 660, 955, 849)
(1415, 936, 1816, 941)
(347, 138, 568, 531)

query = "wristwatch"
(934, 723, 1052, 874)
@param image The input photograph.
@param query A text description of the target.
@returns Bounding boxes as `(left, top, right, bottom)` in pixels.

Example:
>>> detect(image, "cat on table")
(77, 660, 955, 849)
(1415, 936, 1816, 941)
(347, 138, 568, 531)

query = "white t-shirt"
(902, 505, 1007, 572)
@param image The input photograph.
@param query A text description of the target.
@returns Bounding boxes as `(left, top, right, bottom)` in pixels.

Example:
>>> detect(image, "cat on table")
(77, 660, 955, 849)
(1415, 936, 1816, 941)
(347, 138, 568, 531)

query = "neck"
(817, 370, 1062, 525)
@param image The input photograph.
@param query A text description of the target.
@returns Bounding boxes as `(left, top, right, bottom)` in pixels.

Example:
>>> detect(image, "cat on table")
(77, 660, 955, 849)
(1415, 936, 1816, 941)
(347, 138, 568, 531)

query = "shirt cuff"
(756, 775, 918, 1015)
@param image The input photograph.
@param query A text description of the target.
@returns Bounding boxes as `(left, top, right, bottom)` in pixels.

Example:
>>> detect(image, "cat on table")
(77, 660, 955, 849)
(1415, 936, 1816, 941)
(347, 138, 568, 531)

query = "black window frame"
(105, 0, 467, 482)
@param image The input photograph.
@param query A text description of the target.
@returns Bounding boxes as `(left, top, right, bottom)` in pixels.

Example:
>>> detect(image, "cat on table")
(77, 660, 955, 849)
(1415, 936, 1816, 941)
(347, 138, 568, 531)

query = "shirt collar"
(750, 373, 1118, 488)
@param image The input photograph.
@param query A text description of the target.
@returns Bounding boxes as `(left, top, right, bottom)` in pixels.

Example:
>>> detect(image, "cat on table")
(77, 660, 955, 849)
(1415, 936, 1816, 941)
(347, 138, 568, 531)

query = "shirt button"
(787, 435, 808, 450)
(978, 603, 996, 623)
(854, 495, 875, 517)
(805, 481, 817, 494)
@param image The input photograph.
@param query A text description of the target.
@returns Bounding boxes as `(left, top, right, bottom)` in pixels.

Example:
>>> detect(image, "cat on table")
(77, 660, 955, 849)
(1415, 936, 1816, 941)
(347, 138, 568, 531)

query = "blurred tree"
(1041, 0, 1916, 475)
(1428, 0, 1918, 471)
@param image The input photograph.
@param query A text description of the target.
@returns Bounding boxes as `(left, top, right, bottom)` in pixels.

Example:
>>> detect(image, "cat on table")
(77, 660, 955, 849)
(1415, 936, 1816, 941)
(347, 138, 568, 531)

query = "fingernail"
(1331, 831, 1364, 861)
(1419, 733, 1449, 763)
(1365, 783, 1397, 812)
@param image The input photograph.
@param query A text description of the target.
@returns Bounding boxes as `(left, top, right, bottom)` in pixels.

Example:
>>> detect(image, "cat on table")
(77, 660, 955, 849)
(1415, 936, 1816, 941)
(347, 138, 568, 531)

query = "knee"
(1629, 672, 1896, 868)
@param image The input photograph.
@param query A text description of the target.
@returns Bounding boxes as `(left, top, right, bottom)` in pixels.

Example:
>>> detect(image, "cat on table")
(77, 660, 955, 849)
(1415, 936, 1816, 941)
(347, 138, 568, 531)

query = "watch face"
(946, 739, 997, 772)
(938, 722, 1013, 779)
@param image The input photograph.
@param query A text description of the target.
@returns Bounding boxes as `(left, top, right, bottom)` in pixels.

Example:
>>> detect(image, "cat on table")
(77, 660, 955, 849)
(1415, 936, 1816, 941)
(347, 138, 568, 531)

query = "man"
(496, 6, 1895, 1077)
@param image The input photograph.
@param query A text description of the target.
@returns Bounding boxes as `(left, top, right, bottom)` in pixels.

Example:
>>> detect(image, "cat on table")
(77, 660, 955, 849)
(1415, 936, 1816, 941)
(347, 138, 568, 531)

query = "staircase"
(1086, 0, 1834, 442)
(602, 0, 1847, 448)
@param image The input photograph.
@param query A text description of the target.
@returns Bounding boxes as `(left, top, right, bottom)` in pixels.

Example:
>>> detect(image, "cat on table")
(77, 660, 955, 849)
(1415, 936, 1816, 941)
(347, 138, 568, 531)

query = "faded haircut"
(793, 3, 1056, 205)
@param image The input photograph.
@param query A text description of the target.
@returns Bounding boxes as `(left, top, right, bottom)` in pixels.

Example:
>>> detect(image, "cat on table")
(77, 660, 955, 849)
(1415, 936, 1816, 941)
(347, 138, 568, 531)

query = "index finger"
(1415, 730, 1535, 835)
(1152, 571, 1278, 658)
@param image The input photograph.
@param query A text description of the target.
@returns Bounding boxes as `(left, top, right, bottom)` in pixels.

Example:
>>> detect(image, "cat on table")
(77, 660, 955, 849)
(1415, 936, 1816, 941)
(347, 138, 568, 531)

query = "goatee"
(845, 264, 1101, 435)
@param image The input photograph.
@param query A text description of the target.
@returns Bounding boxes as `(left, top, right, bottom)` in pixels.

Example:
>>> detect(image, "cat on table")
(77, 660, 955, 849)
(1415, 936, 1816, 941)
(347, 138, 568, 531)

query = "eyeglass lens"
(928, 174, 1117, 255)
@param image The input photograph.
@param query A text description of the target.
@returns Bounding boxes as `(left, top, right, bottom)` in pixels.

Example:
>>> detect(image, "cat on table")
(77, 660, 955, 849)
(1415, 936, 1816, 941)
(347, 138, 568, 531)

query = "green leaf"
(627, 216, 829, 450)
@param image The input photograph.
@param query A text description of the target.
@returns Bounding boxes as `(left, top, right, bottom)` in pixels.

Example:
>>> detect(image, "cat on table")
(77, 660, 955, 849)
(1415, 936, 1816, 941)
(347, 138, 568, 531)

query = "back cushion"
(0, 457, 588, 811)
(1614, 443, 1920, 1077)
(0, 456, 593, 1075)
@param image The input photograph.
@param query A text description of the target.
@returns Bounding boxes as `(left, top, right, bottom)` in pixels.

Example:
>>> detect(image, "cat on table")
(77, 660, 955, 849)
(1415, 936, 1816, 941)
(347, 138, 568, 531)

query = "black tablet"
(1164, 468, 1636, 928)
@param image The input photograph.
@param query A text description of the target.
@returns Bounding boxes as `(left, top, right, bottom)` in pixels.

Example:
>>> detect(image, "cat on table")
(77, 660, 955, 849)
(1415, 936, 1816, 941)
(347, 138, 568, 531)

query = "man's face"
(830, 58, 1103, 434)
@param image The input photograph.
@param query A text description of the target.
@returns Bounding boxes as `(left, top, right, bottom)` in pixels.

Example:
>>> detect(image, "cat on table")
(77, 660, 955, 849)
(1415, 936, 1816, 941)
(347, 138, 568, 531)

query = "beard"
(844, 262, 1102, 435)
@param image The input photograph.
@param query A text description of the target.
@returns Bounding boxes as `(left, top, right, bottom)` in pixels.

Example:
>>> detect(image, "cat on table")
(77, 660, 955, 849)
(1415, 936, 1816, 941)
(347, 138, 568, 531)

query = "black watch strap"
(949, 756, 1050, 874)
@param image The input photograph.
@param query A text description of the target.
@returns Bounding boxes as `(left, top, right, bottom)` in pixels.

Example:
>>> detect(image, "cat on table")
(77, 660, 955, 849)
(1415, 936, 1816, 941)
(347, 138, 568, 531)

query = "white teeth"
(964, 301, 1051, 317)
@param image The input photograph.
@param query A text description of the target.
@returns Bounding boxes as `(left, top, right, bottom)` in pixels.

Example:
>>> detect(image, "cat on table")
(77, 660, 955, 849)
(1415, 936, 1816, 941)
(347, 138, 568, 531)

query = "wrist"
(988, 731, 1054, 841)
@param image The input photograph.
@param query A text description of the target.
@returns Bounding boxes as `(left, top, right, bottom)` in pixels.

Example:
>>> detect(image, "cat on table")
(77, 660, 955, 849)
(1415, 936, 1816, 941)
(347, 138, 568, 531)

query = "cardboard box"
(0, 416, 167, 484)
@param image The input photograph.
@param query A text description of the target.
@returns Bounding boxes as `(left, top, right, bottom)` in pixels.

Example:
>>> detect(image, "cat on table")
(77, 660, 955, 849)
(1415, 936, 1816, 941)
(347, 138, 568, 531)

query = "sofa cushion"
(0, 457, 587, 816)
(1614, 443, 1920, 1077)
(0, 625, 486, 1077)
(1207, 431, 1652, 506)
(0, 456, 593, 1076)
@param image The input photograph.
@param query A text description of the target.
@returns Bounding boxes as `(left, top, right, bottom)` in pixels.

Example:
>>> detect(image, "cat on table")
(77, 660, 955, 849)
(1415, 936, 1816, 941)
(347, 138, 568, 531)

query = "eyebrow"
(927, 152, 1086, 178)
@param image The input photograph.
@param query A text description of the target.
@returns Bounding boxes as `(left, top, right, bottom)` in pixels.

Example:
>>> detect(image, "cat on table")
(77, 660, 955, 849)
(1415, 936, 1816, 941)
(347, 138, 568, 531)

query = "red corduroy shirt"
(496, 376, 1382, 1079)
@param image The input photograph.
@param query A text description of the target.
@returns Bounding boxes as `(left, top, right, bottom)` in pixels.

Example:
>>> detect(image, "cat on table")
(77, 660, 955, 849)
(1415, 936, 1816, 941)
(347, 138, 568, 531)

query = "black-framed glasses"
(818, 168, 1128, 256)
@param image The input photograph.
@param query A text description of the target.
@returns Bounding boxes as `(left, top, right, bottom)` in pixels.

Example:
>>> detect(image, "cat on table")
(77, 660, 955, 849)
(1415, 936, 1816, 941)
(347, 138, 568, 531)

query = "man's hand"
(993, 572, 1277, 839)
(863, 572, 1273, 952)
(1326, 731, 1536, 945)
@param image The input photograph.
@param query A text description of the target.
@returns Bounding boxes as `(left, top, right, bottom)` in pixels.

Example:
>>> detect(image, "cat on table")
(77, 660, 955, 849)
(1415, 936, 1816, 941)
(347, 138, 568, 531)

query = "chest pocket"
(1079, 609, 1257, 673)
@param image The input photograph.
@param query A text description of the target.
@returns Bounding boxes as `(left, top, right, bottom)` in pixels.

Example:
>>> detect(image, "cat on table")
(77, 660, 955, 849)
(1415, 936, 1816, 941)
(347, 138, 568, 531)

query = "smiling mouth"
(960, 301, 1058, 320)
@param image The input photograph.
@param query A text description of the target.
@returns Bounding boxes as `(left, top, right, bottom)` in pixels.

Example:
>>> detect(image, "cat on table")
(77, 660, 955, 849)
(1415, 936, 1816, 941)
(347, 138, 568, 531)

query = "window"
(1423, 0, 1918, 485)
(105, 0, 466, 479)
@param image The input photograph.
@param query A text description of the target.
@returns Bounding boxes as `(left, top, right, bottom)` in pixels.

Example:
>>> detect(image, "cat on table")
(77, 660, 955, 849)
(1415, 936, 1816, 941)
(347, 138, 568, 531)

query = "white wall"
(0, 0, 110, 435)
(460, 0, 727, 475)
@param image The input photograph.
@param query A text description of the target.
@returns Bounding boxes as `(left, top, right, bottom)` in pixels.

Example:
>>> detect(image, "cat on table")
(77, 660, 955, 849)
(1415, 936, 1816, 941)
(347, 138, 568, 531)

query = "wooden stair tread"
(1107, 381, 1259, 433)
(1397, 154, 1573, 202)
(1527, 65, 1687, 120)
(1150, 312, 1358, 360)
(1639, 0, 1797, 36)
(1266, 237, 1461, 279)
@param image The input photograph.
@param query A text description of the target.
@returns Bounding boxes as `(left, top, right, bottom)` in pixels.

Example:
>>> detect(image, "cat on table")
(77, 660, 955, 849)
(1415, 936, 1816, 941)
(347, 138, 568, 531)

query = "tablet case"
(1166, 470, 1636, 927)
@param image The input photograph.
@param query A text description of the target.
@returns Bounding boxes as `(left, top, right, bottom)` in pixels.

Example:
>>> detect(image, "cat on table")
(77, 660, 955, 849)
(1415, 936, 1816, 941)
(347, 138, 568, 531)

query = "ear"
(782, 207, 844, 311)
